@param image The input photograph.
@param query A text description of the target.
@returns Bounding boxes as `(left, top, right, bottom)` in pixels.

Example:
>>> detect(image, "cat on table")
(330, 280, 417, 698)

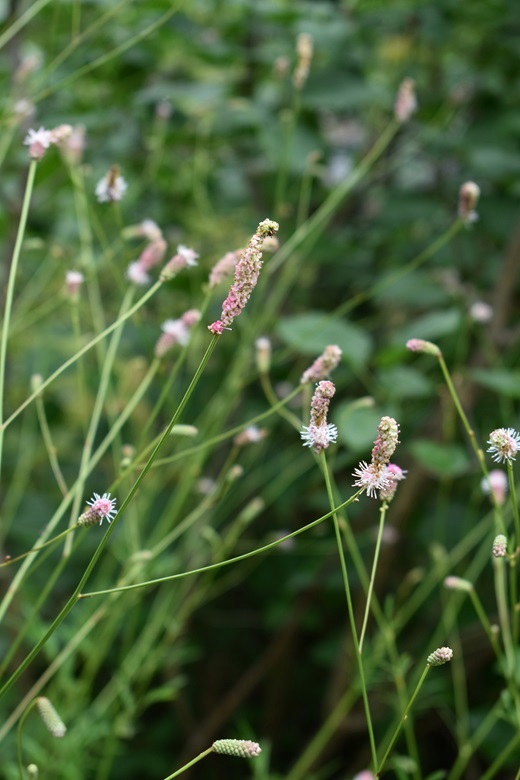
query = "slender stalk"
(16, 699, 38, 780)
(0, 0, 52, 53)
(162, 747, 214, 780)
(321, 452, 378, 770)
(507, 460, 520, 545)
(0, 336, 218, 700)
(35, 386, 68, 496)
(359, 501, 388, 652)
(79, 490, 364, 599)
(0, 160, 37, 480)
(376, 664, 431, 777)
(1, 280, 162, 432)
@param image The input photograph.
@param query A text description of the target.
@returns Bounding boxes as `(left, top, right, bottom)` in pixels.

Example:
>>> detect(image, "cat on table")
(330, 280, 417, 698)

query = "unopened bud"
(458, 181, 480, 224)
(36, 697, 66, 737)
(492, 534, 508, 558)
(255, 337, 271, 374)
(26, 766, 39, 779)
(406, 338, 441, 357)
(427, 646, 453, 666)
(212, 739, 262, 758)
(444, 575, 473, 593)
(394, 78, 417, 123)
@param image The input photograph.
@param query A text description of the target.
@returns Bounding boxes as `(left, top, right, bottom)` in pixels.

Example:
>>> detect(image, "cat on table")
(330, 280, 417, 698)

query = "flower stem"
(320, 451, 378, 770)
(0, 160, 37, 485)
(162, 747, 214, 780)
(376, 664, 431, 777)
(359, 501, 388, 652)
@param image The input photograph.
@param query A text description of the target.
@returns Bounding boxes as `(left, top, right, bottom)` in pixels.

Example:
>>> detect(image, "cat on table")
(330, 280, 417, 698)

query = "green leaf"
(396, 309, 462, 343)
(469, 368, 520, 398)
(335, 404, 382, 451)
(409, 440, 471, 477)
(378, 366, 435, 398)
(276, 312, 372, 369)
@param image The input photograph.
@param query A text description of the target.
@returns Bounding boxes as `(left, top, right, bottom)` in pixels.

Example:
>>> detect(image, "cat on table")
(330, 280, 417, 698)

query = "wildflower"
(293, 32, 313, 90)
(255, 337, 271, 374)
(353, 417, 400, 498)
(406, 338, 441, 357)
(212, 739, 261, 758)
(26, 765, 38, 779)
(78, 492, 117, 527)
(353, 773, 376, 780)
(394, 78, 417, 123)
(234, 426, 268, 447)
(492, 534, 508, 558)
(65, 270, 84, 298)
(49, 124, 73, 145)
(208, 250, 242, 289)
(470, 301, 493, 323)
(208, 219, 279, 335)
(487, 428, 520, 463)
(458, 181, 480, 224)
(261, 235, 279, 252)
(378, 463, 407, 503)
(481, 469, 508, 506)
(36, 698, 66, 738)
(301, 345, 342, 384)
(126, 261, 150, 287)
(154, 309, 200, 358)
(301, 380, 338, 454)
(24, 127, 53, 160)
(444, 576, 473, 592)
(427, 646, 453, 666)
(95, 165, 127, 203)
(138, 238, 167, 271)
(160, 245, 199, 280)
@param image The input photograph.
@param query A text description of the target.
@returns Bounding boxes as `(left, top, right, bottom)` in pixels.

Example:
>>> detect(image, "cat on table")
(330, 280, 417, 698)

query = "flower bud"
(406, 339, 441, 357)
(36, 697, 66, 737)
(212, 739, 261, 758)
(492, 534, 508, 558)
(458, 181, 480, 223)
(444, 575, 473, 592)
(427, 646, 453, 666)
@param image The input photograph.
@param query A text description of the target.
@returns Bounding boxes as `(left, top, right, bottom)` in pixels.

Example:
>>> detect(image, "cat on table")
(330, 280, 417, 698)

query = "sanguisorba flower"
(427, 646, 453, 666)
(301, 345, 342, 384)
(353, 416, 400, 498)
(378, 463, 407, 503)
(208, 218, 279, 335)
(301, 380, 338, 454)
(65, 270, 84, 299)
(24, 126, 53, 160)
(95, 165, 127, 203)
(212, 739, 261, 758)
(481, 469, 508, 505)
(78, 492, 117, 526)
(394, 77, 417, 123)
(458, 181, 480, 224)
(160, 245, 199, 280)
(487, 427, 520, 464)
(492, 534, 508, 558)
(154, 309, 201, 358)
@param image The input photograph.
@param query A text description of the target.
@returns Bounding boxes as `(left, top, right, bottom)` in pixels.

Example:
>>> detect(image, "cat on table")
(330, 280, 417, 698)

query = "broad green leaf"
(277, 312, 372, 369)
(378, 366, 435, 398)
(469, 369, 520, 398)
(409, 440, 471, 477)
(396, 309, 462, 343)
(335, 404, 382, 451)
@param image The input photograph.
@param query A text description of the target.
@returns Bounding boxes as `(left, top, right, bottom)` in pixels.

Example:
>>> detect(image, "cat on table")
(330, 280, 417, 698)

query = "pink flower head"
(234, 426, 268, 447)
(24, 127, 53, 160)
(394, 78, 417, 123)
(406, 338, 441, 357)
(353, 417, 400, 498)
(138, 238, 167, 271)
(126, 261, 151, 287)
(95, 165, 127, 203)
(301, 345, 342, 384)
(487, 428, 520, 464)
(160, 245, 199, 281)
(427, 646, 453, 666)
(154, 309, 201, 358)
(378, 463, 407, 503)
(49, 124, 73, 145)
(481, 469, 508, 506)
(301, 380, 338, 454)
(208, 219, 279, 335)
(60, 124, 86, 164)
(78, 492, 117, 526)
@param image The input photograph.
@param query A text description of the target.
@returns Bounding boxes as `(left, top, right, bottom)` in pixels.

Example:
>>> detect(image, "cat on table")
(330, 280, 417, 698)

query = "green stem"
(376, 665, 431, 777)
(507, 461, 520, 546)
(0, 0, 52, 53)
(162, 747, 214, 780)
(0, 337, 218, 700)
(359, 501, 388, 652)
(1, 280, 163, 432)
(0, 160, 37, 482)
(321, 452, 378, 770)
(35, 384, 68, 496)
(79, 489, 364, 599)
(17, 699, 39, 780)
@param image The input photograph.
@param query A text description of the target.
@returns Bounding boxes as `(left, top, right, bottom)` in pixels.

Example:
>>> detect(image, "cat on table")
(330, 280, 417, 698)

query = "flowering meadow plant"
(1, 3, 519, 780)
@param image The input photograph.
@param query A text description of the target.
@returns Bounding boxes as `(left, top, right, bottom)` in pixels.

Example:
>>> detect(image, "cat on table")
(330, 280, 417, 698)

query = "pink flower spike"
(138, 239, 167, 271)
(406, 338, 441, 357)
(394, 78, 417, 123)
(301, 380, 338, 454)
(65, 270, 84, 298)
(487, 428, 520, 464)
(481, 469, 508, 506)
(176, 244, 199, 266)
(95, 165, 127, 203)
(352, 461, 390, 498)
(208, 218, 279, 335)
